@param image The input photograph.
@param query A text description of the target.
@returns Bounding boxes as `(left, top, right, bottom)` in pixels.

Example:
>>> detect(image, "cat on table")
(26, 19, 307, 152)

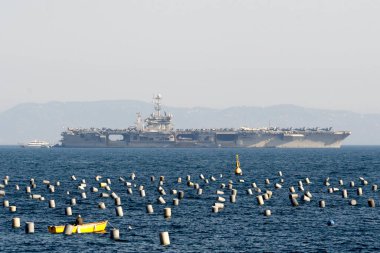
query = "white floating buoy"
(115, 206, 124, 217)
(49, 199, 56, 208)
(91, 187, 98, 192)
(26, 186, 31, 193)
(178, 191, 184, 199)
(289, 186, 295, 193)
(212, 206, 219, 213)
(265, 179, 270, 185)
(264, 209, 271, 217)
(98, 202, 106, 209)
(115, 197, 121, 206)
(197, 188, 203, 195)
(231, 189, 237, 196)
(230, 195, 236, 203)
(12, 217, 21, 228)
(64, 224, 74, 235)
(15, 185, 20, 191)
(25, 222, 35, 234)
(339, 179, 344, 186)
(106, 178, 112, 185)
(140, 190, 146, 197)
(350, 199, 357, 206)
(32, 194, 41, 200)
(146, 204, 154, 214)
(158, 196, 166, 204)
(305, 178, 311, 184)
(71, 175, 76, 181)
(81, 192, 87, 199)
(217, 196, 225, 203)
(342, 189, 348, 198)
(305, 191, 312, 198)
(216, 190, 224, 195)
(357, 187, 363, 196)
(164, 207, 172, 218)
(9, 206, 16, 212)
(251, 182, 257, 188)
(160, 231, 170, 246)
(65, 206, 72, 216)
(368, 198, 375, 208)
(275, 183, 282, 189)
(3, 199, 9, 207)
(350, 181, 355, 187)
(70, 198, 76, 206)
(278, 171, 283, 177)
(111, 192, 118, 199)
(302, 195, 311, 202)
(256, 195, 264, 206)
(247, 189, 253, 195)
(372, 184, 378, 192)
(173, 198, 179, 206)
(214, 203, 224, 209)
(111, 228, 120, 240)
(319, 200, 326, 208)
(290, 197, 299, 207)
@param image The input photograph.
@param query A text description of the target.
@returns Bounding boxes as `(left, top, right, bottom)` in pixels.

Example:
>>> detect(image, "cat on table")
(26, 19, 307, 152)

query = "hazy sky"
(1, 0, 379, 113)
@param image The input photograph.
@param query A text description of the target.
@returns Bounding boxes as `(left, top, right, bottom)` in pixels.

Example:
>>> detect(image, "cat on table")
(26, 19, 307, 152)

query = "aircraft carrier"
(59, 95, 351, 148)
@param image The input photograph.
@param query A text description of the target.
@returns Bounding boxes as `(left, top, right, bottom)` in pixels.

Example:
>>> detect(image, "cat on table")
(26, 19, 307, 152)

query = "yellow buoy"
(235, 154, 242, 175)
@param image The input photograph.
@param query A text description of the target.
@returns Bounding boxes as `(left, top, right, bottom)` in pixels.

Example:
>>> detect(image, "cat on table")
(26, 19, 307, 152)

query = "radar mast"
(144, 94, 173, 132)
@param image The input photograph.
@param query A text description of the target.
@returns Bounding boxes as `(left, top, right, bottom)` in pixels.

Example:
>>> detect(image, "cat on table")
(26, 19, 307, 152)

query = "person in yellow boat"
(75, 215, 84, 225)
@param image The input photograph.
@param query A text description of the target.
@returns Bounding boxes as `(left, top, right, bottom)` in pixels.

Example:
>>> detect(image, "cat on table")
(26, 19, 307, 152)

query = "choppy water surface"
(0, 146, 379, 252)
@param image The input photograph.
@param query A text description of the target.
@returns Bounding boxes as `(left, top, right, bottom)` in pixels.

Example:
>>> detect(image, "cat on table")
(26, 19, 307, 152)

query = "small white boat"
(21, 140, 51, 148)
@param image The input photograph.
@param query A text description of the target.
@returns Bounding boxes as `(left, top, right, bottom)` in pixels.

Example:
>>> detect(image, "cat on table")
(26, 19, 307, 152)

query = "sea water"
(0, 146, 379, 252)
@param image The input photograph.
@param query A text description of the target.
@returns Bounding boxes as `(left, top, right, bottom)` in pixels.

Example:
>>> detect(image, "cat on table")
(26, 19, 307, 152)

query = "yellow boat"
(48, 220, 108, 234)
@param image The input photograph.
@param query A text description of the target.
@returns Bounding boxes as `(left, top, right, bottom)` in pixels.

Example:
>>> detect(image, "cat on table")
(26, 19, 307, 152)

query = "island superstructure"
(59, 94, 351, 148)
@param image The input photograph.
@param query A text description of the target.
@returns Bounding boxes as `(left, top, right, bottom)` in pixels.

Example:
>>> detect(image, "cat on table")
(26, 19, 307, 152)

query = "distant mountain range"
(0, 100, 379, 145)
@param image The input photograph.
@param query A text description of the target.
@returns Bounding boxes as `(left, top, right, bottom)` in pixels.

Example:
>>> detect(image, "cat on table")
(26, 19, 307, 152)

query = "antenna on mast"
(153, 94, 162, 117)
